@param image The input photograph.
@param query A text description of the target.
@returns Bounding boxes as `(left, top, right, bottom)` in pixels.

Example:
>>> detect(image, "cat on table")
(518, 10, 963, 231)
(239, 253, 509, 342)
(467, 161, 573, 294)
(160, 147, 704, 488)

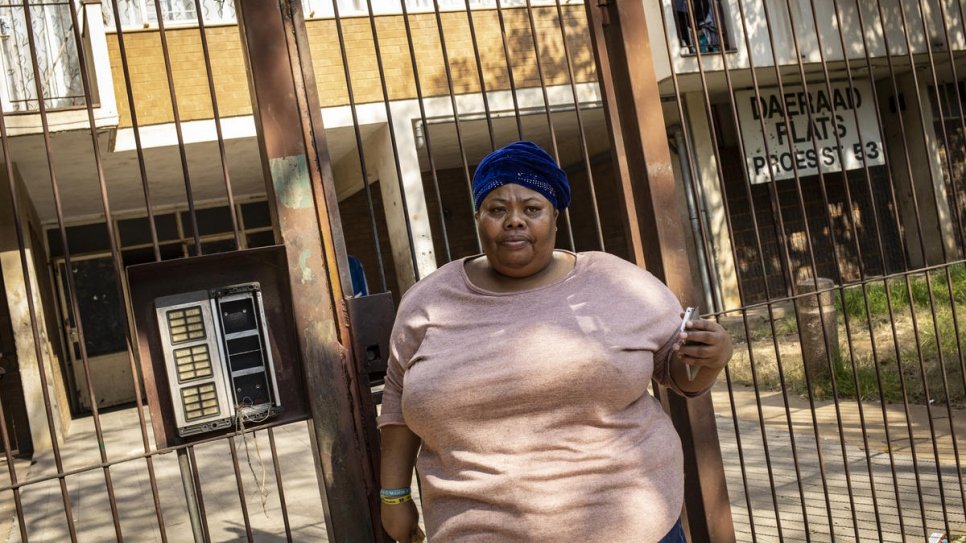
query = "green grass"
(837, 263, 966, 323)
(727, 266, 966, 407)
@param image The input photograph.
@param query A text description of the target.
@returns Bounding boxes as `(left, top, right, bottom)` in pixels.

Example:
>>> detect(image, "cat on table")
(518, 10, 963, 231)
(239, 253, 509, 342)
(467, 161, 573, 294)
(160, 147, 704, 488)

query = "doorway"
(0, 273, 32, 456)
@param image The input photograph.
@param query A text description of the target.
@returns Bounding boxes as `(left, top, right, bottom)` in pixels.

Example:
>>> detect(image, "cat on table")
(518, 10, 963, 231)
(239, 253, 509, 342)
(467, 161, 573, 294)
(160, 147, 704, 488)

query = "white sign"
(735, 81, 885, 184)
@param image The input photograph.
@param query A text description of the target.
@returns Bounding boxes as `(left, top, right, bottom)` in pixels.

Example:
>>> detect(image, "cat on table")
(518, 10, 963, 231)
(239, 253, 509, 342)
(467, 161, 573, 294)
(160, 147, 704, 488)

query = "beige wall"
(0, 165, 71, 452)
(107, 7, 596, 127)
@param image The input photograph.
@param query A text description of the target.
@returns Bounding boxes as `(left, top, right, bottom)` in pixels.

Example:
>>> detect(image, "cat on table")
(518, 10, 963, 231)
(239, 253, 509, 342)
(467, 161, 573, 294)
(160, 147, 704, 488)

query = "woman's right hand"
(381, 500, 420, 542)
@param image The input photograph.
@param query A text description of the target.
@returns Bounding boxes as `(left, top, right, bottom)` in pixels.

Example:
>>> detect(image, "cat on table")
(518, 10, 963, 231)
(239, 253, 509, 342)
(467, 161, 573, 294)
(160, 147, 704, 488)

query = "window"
(673, 0, 729, 55)
(929, 81, 966, 122)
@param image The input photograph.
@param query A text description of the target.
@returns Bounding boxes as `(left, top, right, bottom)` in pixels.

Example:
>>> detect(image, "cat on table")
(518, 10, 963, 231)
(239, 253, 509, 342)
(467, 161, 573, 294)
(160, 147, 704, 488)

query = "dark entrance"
(0, 273, 32, 456)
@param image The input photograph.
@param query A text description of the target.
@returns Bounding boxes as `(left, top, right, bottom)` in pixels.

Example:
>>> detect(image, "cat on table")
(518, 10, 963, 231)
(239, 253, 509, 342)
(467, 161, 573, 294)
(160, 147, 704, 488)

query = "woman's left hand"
(674, 318, 733, 373)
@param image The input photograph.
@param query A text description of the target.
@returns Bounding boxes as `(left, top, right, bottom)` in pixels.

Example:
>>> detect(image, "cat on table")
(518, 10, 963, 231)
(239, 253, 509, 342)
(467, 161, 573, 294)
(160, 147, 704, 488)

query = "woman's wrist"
(380, 487, 413, 505)
(380, 487, 411, 497)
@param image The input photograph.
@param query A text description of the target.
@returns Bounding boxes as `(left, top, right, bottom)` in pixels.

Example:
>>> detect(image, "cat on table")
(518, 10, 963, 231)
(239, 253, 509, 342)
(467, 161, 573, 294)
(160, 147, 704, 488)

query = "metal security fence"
(644, 0, 966, 540)
(0, 0, 962, 542)
(0, 1, 674, 542)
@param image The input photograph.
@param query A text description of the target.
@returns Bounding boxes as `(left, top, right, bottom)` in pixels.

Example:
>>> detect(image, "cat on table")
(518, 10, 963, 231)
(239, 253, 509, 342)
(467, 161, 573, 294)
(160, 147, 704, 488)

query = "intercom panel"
(128, 246, 309, 449)
(155, 291, 234, 436)
(155, 283, 282, 437)
(210, 283, 282, 424)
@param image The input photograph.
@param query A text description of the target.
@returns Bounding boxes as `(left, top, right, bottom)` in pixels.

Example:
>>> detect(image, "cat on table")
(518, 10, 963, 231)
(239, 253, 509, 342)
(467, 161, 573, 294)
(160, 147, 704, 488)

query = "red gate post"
(585, 2, 737, 541)
(235, 1, 383, 541)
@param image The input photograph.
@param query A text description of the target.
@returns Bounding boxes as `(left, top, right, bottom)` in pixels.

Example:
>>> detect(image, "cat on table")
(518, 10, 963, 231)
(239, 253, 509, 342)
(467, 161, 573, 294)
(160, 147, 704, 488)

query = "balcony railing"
(0, 0, 85, 112)
(102, 0, 584, 30)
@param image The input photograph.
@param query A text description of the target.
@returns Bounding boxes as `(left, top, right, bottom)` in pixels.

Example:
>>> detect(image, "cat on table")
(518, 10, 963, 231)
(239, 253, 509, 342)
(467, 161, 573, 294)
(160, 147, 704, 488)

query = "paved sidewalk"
(712, 384, 966, 542)
(0, 387, 962, 542)
(0, 409, 329, 542)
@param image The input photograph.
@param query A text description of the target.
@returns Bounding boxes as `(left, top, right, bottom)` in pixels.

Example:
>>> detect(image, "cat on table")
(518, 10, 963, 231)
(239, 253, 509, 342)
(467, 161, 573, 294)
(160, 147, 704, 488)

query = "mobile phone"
(678, 307, 698, 381)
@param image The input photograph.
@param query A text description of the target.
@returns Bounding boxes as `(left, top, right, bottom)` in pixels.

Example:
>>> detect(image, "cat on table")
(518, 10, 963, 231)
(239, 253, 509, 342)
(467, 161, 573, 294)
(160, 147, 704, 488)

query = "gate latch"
(344, 292, 396, 403)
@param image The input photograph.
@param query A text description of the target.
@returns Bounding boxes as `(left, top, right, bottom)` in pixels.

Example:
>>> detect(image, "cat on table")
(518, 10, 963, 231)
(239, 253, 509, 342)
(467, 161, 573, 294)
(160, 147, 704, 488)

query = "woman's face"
(475, 183, 559, 278)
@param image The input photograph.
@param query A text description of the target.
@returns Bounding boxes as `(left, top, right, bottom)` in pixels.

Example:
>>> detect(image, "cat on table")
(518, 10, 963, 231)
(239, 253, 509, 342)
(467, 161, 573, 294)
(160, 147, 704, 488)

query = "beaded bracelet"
(380, 494, 413, 505)
(380, 487, 412, 498)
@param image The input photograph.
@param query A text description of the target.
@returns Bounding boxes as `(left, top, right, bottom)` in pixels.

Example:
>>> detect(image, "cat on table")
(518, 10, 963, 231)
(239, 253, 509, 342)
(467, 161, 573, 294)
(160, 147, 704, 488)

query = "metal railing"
(652, 0, 966, 540)
(0, 0, 962, 541)
(0, 0, 84, 112)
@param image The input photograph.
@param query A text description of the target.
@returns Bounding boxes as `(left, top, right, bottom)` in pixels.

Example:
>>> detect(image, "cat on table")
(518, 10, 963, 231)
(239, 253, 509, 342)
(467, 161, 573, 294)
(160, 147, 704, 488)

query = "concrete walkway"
(712, 385, 966, 542)
(0, 387, 962, 542)
(0, 409, 329, 542)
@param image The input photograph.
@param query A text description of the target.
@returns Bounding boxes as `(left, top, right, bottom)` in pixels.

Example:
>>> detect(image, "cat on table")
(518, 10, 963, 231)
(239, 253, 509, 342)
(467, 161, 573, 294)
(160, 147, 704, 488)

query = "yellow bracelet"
(380, 494, 413, 505)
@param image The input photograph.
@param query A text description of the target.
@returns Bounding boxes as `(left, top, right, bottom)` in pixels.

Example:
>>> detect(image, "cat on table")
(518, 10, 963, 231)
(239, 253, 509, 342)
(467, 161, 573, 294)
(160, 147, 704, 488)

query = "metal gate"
(0, 0, 962, 542)
(620, 0, 966, 541)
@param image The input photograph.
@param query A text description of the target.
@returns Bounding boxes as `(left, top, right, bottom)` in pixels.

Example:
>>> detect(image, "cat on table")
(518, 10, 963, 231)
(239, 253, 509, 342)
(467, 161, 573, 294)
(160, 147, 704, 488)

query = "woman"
(378, 141, 733, 542)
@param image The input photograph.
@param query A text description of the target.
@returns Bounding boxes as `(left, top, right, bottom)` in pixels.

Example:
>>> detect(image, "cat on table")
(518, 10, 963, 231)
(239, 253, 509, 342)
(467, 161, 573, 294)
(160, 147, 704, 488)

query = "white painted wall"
(649, 0, 966, 80)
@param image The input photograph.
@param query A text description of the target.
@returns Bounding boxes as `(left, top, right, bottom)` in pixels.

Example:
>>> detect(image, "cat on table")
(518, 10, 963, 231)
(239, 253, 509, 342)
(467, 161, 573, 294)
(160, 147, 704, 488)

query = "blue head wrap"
(472, 141, 571, 210)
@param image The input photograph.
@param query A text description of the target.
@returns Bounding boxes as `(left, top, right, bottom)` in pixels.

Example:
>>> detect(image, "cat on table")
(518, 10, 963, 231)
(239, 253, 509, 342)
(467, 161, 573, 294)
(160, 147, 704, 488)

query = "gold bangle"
(380, 494, 412, 505)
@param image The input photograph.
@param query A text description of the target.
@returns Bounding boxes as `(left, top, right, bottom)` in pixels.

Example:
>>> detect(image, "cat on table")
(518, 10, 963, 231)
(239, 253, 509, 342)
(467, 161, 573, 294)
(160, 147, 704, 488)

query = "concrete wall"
(650, 0, 966, 80)
(0, 165, 71, 453)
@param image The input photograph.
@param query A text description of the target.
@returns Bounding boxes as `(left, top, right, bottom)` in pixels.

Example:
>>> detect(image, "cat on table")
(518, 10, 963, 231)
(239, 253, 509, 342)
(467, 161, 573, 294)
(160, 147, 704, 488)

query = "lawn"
(724, 263, 966, 408)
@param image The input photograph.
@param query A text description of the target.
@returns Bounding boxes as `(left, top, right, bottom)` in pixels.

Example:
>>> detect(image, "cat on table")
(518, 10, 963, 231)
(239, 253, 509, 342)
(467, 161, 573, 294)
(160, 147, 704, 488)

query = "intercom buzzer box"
(155, 282, 282, 438)
(210, 283, 282, 423)
(128, 246, 308, 449)
(155, 290, 234, 437)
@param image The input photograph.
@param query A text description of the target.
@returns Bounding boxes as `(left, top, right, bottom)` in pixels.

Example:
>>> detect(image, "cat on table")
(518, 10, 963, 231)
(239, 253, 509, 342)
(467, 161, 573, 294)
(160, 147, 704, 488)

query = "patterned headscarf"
(471, 141, 571, 211)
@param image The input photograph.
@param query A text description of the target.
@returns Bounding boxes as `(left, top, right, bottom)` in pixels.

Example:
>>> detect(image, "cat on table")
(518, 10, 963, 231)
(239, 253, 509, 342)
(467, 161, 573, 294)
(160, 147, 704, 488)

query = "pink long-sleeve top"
(379, 251, 706, 542)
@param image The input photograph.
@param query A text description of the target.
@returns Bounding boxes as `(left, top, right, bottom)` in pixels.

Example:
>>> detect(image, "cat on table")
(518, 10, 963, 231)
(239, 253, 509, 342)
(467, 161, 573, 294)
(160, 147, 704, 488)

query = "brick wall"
(107, 26, 252, 126)
(108, 6, 596, 127)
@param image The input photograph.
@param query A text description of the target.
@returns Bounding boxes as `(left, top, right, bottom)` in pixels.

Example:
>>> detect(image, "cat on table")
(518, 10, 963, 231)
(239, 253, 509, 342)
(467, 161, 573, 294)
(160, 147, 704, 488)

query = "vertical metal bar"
(652, 3, 788, 538)
(586, 2, 734, 540)
(227, 437, 254, 543)
(292, 0, 384, 510)
(107, 0, 161, 262)
(426, 0, 480, 249)
(149, 0, 201, 254)
(363, 0, 422, 280)
(520, 1, 577, 251)
(0, 379, 28, 542)
(766, 1, 875, 538)
(462, 1, 497, 151)
(494, 0, 524, 140)
(940, 0, 966, 426)
(191, 0, 241, 244)
(267, 428, 293, 542)
(187, 446, 212, 543)
(583, 0, 644, 265)
(877, 2, 957, 533)
(908, 0, 966, 514)
(553, 1, 605, 251)
(62, 2, 171, 539)
(915, 0, 966, 253)
(178, 448, 206, 543)
(235, 1, 380, 540)
(721, 360, 757, 542)
(329, 0, 389, 293)
(799, 3, 890, 536)
(396, 0, 457, 260)
(832, 2, 933, 536)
